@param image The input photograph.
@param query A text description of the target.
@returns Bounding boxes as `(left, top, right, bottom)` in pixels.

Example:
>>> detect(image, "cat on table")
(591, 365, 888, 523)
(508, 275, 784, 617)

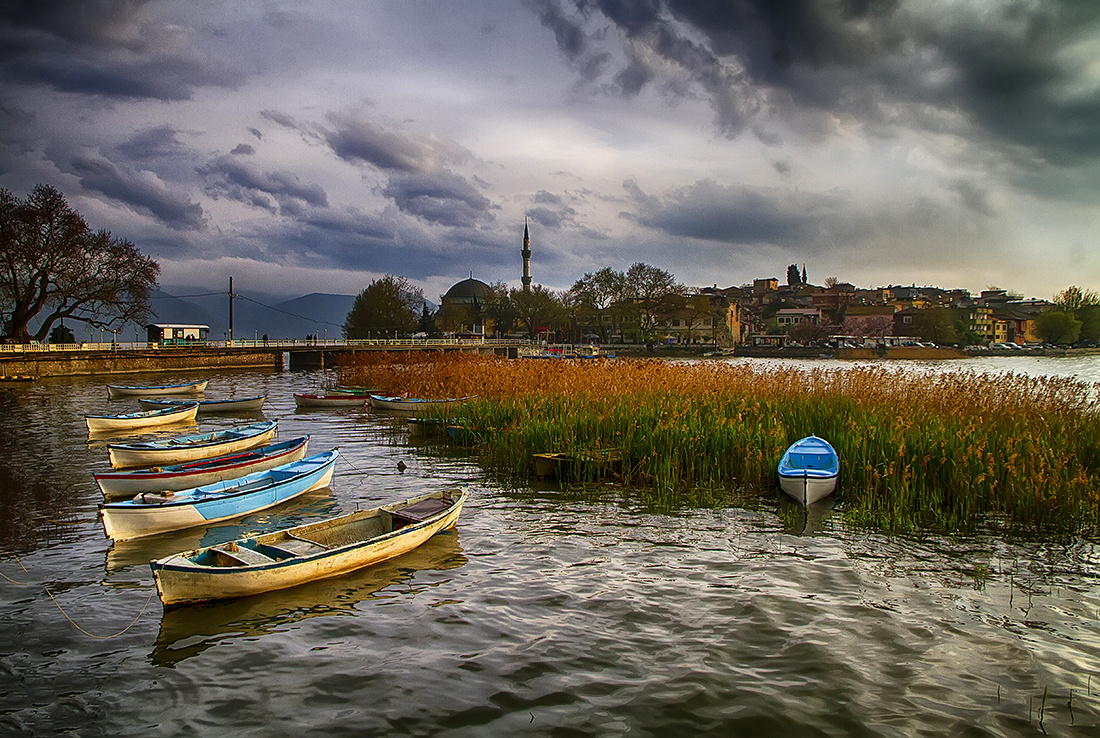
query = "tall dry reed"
(340, 353, 1100, 534)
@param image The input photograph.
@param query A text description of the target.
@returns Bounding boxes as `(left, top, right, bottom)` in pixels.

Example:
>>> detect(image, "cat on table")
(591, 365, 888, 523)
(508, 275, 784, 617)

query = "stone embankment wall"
(0, 348, 281, 377)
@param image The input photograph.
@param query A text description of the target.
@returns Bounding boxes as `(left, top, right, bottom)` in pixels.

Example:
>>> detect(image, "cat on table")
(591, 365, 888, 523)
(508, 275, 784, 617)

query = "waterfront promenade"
(0, 336, 532, 377)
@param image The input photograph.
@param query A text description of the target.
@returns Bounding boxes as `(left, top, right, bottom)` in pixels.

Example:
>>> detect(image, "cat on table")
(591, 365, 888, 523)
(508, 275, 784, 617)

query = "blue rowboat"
(100, 449, 340, 541)
(106, 420, 278, 469)
(85, 402, 199, 433)
(138, 395, 267, 414)
(150, 487, 466, 607)
(106, 380, 207, 399)
(777, 435, 839, 505)
(94, 436, 310, 500)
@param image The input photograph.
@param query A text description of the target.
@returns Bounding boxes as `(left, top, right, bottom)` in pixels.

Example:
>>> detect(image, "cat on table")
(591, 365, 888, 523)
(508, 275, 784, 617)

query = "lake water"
(1, 356, 1099, 736)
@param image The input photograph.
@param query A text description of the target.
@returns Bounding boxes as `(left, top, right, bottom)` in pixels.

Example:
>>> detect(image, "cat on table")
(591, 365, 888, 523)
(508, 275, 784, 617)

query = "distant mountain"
(100, 289, 356, 342)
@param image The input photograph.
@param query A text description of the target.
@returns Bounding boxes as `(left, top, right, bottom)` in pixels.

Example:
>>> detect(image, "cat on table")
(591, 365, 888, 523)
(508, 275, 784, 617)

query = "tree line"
(342, 264, 720, 345)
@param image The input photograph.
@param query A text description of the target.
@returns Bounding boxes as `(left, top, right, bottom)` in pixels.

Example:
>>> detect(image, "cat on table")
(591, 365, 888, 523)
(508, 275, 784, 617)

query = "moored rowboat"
(777, 435, 839, 505)
(106, 380, 208, 399)
(293, 392, 367, 408)
(94, 436, 310, 500)
(106, 420, 278, 469)
(85, 402, 199, 433)
(138, 395, 267, 413)
(100, 449, 339, 541)
(150, 488, 466, 607)
(368, 394, 470, 412)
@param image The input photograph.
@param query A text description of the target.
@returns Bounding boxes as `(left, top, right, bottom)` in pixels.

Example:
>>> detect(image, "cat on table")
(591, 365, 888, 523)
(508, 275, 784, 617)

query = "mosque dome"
(442, 277, 491, 304)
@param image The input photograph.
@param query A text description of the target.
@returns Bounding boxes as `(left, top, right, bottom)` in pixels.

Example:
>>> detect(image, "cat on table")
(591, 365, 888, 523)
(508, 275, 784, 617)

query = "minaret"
(521, 218, 532, 291)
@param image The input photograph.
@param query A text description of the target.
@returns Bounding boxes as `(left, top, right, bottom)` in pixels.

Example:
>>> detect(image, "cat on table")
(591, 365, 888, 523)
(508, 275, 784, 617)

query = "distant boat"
(138, 395, 267, 414)
(94, 436, 310, 500)
(150, 487, 466, 607)
(777, 435, 839, 505)
(106, 380, 208, 399)
(85, 402, 199, 434)
(100, 449, 339, 541)
(293, 392, 367, 408)
(105, 420, 278, 469)
(407, 417, 447, 437)
(368, 395, 470, 412)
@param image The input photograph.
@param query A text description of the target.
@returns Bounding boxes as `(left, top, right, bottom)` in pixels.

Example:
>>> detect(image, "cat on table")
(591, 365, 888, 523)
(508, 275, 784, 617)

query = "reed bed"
(340, 353, 1100, 534)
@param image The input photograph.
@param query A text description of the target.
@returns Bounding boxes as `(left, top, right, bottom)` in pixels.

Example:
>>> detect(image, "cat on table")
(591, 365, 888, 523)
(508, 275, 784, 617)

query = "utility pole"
(228, 276, 234, 344)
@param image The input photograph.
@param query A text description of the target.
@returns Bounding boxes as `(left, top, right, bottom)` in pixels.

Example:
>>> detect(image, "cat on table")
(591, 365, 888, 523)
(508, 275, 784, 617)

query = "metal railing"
(0, 337, 536, 353)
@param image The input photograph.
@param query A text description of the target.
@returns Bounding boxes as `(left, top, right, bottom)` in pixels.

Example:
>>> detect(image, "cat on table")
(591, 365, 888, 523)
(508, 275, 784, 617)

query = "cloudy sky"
(2, 1, 1098, 302)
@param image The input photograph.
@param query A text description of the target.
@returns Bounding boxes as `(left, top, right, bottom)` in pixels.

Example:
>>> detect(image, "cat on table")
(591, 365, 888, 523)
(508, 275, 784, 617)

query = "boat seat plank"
(394, 498, 452, 522)
(212, 544, 274, 566)
(276, 533, 328, 554)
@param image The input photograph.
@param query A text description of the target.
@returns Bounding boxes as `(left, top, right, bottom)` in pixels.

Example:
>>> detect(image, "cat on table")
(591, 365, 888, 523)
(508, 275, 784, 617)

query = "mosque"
(440, 220, 532, 335)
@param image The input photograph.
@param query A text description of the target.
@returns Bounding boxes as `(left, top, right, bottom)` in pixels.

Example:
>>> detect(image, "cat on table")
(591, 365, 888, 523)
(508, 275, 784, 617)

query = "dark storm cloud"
(382, 170, 492, 228)
(540, 0, 1100, 165)
(322, 111, 446, 173)
(114, 125, 189, 161)
(230, 143, 255, 155)
(0, 0, 245, 100)
(198, 155, 328, 215)
(625, 178, 838, 245)
(69, 153, 205, 230)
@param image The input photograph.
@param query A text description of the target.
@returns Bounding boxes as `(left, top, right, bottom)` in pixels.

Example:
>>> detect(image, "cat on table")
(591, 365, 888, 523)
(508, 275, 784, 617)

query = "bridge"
(0, 337, 539, 378)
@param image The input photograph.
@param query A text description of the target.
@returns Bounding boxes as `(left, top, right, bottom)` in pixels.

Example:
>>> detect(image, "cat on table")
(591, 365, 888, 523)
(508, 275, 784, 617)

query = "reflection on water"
(151, 529, 466, 667)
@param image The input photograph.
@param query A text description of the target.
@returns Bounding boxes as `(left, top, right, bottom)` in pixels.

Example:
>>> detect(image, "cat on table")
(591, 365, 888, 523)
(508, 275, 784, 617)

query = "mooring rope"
(4, 553, 155, 639)
(44, 584, 157, 640)
(338, 455, 370, 476)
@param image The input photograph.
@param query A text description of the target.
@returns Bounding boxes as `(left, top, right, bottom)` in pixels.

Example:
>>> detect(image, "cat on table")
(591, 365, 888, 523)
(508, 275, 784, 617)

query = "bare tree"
(0, 185, 159, 342)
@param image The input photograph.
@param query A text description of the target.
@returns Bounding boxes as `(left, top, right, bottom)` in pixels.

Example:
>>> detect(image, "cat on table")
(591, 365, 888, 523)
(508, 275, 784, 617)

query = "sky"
(1, 0, 1098, 303)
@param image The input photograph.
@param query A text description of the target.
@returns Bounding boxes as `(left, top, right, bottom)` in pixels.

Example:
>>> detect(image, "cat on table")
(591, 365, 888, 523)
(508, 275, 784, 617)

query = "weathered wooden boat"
(445, 424, 478, 445)
(777, 435, 839, 505)
(106, 420, 278, 469)
(100, 449, 339, 541)
(368, 394, 470, 412)
(293, 392, 368, 408)
(94, 436, 310, 500)
(138, 395, 267, 414)
(150, 488, 466, 607)
(533, 448, 623, 480)
(106, 380, 208, 399)
(85, 402, 199, 433)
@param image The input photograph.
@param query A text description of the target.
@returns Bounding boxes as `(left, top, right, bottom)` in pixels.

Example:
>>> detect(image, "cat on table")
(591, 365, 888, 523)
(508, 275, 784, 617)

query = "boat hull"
(106, 380, 208, 399)
(101, 450, 338, 541)
(106, 421, 277, 469)
(293, 393, 367, 408)
(139, 395, 266, 413)
(94, 437, 310, 499)
(151, 489, 465, 607)
(85, 403, 199, 433)
(778, 471, 838, 505)
(368, 395, 468, 412)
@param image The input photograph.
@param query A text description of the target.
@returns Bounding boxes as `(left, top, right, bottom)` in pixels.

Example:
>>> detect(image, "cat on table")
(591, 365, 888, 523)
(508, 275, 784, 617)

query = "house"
(146, 324, 209, 344)
(775, 308, 821, 327)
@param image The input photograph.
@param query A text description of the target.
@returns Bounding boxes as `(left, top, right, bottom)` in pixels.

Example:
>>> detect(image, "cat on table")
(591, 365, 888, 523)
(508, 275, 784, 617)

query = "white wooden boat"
(368, 394, 470, 412)
(106, 420, 278, 469)
(100, 449, 339, 541)
(85, 402, 199, 433)
(777, 435, 839, 505)
(106, 380, 208, 399)
(150, 488, 466, 607)
(293, 392, 367, 408)
(138, 395, 267, 413)
(94, 436, 310, 500)
(332, 386, 378, 395)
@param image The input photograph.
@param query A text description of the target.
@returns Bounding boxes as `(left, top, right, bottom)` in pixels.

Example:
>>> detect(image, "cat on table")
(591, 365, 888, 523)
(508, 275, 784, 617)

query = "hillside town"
(418, 225, 1092, 351)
